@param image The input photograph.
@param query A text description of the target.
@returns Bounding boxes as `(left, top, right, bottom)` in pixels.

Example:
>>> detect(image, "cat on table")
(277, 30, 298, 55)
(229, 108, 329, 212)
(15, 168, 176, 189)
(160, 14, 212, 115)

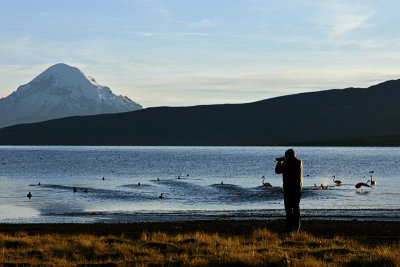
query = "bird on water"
(262, 176, 273, 188)
(332, 175, 342, 185)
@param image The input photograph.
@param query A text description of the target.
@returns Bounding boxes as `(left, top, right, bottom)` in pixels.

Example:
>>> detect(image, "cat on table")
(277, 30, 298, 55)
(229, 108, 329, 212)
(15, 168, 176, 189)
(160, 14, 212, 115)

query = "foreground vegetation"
(0, 227, 399, 266)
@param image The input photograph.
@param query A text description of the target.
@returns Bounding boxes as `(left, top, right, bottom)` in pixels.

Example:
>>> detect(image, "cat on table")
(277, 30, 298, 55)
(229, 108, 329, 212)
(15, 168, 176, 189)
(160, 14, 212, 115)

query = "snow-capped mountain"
(0, 63, 142, 128)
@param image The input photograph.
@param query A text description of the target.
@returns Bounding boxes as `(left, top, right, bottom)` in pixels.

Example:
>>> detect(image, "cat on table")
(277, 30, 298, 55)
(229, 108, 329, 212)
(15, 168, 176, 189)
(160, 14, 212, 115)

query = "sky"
(1, 0, 400, 107)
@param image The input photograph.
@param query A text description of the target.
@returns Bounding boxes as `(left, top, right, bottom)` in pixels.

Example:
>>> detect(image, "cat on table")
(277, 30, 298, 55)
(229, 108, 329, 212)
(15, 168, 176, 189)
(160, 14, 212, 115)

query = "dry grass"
(0, 228, 399, 266)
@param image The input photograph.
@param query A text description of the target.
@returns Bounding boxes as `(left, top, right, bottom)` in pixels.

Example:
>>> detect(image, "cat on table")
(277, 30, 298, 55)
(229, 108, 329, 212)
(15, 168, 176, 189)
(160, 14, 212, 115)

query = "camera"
(276, 157, 285, 162)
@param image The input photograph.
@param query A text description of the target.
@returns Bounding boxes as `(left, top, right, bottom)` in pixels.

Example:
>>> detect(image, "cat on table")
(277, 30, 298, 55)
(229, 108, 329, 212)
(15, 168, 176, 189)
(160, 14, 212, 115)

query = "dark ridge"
(1, 78, 400, 146)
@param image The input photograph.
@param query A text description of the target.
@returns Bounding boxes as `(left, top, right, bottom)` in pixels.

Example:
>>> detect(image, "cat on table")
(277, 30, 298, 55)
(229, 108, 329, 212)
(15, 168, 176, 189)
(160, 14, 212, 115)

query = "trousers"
(284, 189, 301, 233)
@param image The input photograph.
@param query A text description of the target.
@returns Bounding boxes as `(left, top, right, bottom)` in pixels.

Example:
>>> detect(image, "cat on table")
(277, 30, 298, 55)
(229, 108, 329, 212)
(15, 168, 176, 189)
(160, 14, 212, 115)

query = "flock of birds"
(26, 171, 377, 199)
(260, 171, 377, 191)
(27, 175, 167, 200)
(311, 171, 377, 190)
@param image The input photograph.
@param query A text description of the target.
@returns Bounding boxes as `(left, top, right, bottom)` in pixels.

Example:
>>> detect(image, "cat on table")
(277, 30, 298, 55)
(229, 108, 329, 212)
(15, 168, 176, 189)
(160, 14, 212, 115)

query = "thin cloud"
(142, 32, 209, 37)
(118, 65, 400, 107)
(315, 1, 375, 37)
(175, 18, 214, 28)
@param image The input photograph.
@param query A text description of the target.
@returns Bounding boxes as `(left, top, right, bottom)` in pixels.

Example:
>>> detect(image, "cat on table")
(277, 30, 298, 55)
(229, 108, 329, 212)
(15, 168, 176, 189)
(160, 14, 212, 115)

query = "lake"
(0, 146, 399, 223)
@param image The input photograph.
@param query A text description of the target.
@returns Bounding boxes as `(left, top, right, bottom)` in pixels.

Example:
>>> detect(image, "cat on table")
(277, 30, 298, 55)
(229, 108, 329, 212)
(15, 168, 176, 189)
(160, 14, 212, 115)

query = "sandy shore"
(1, 220, 399, 245)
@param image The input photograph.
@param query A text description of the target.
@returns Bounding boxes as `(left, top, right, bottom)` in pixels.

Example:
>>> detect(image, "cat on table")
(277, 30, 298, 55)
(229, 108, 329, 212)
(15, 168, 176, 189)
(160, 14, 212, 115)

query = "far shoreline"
(0, 144, 399, 147)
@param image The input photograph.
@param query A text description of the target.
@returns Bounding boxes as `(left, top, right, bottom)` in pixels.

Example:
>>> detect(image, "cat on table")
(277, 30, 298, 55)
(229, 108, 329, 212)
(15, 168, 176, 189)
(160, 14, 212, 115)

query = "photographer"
(275, 149, 303, 233)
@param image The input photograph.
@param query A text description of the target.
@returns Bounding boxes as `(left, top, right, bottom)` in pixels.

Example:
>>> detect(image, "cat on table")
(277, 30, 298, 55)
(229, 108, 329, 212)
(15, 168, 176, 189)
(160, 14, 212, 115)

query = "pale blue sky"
(1, 0, 400, 107)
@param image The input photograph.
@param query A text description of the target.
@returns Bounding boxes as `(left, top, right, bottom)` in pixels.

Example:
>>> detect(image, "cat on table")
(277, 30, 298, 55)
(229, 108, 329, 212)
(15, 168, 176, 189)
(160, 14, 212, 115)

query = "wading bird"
(355, 180, 373, 189)
(27, 192, 32, 199)
(261, 176, 273, 188)
(332, 175, 342, 185)
(320, 184, 331, 190)
(312, 183, 319, 190)
(369, 174, 376, 185)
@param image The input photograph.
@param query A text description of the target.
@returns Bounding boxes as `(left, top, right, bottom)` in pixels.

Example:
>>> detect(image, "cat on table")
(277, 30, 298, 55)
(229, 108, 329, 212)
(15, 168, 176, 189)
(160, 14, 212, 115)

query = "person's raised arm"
(275, 160, 283, 174)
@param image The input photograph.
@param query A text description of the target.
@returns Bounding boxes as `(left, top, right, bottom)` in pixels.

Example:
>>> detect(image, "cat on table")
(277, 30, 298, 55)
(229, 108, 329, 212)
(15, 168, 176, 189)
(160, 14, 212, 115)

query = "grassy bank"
(0, 220, 399, 266)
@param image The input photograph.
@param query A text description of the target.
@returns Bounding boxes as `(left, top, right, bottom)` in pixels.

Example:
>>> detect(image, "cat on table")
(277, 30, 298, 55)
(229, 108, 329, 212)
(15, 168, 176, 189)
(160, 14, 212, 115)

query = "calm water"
(0, 146, 399, 223)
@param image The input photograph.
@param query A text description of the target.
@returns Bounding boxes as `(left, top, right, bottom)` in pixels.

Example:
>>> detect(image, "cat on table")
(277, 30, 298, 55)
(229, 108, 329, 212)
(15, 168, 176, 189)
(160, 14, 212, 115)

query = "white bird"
(311, 183, 320, 190)
(319, 184, 331, 190)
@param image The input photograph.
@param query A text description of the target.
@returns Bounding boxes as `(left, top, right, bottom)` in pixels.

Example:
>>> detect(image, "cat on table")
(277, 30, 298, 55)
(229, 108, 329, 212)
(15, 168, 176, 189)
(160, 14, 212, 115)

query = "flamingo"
(370, 174, 376, 185)
(332, 175, 342, 185)
(261, 176, 273, 188)
(355, 180, 374, 189)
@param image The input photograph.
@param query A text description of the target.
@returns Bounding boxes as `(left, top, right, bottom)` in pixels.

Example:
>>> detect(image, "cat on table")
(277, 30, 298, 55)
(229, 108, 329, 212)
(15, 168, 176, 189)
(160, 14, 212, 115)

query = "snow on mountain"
(0, 63, 142, 128)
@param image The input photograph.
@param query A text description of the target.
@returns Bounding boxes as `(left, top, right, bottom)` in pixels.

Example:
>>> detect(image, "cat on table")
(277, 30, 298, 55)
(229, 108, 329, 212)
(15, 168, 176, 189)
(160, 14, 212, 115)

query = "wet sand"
(1, 220, 399, 245)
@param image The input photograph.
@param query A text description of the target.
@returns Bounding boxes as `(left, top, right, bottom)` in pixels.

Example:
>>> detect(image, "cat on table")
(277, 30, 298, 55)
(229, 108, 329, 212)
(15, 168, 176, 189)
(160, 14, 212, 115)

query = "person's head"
(285, 149, 295, 159)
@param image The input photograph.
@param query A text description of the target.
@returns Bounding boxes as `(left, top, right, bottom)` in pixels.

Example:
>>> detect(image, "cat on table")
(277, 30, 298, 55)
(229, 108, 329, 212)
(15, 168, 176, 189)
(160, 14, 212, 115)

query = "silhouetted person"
(275, 149, 303, 233)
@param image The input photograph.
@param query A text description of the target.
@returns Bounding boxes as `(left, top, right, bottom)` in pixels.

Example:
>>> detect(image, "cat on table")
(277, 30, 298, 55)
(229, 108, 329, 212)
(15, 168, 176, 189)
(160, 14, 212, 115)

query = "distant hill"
(0, 63, 142, 128)
(1, 78, 400, 146)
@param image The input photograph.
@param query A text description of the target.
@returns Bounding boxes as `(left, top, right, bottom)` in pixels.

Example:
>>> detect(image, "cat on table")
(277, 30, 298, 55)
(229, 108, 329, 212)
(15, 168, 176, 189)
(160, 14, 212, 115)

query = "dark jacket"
(275, 157, 303, 192)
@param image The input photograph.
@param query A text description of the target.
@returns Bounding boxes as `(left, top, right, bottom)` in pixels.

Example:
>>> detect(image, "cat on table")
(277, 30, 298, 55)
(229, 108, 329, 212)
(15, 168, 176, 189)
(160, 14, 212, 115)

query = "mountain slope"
(0, 63, 142, 128)
(1, 78, 400, 146)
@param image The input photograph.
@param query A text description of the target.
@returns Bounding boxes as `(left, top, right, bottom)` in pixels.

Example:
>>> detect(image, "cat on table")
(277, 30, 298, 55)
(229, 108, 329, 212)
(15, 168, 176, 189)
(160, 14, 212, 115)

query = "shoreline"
(3, 207, 400, 224)
(1, 219, 399, 244)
